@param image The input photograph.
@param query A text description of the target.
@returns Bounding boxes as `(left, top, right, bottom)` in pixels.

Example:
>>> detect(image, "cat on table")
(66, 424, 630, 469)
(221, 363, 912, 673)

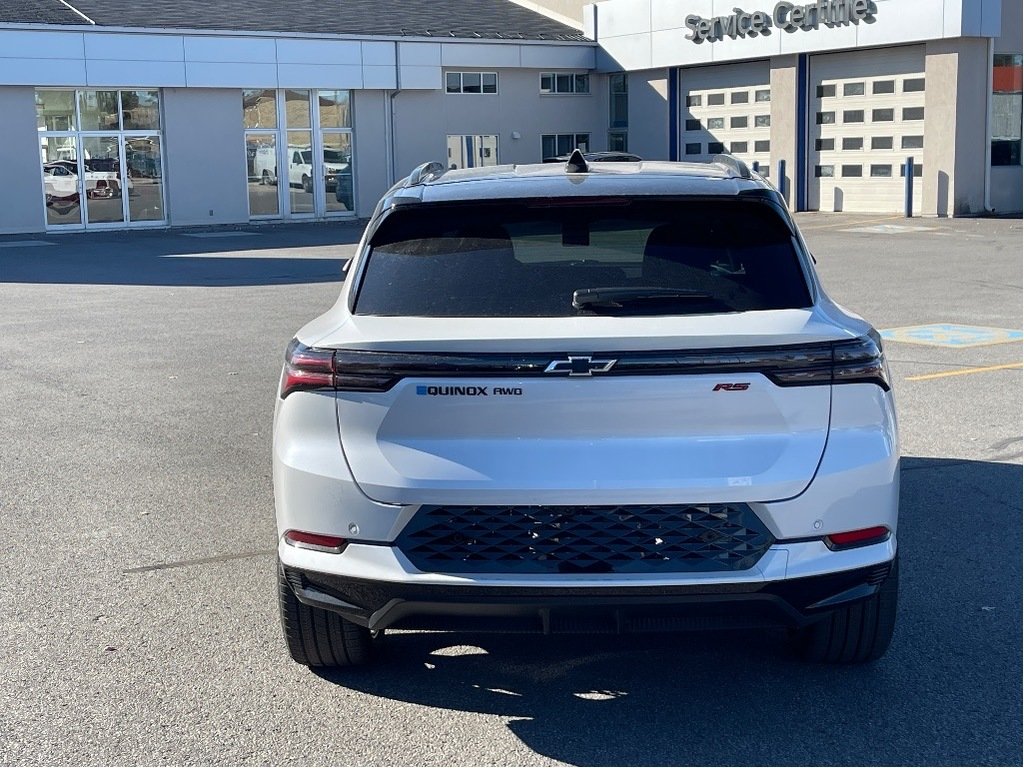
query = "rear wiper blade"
(572, 286, 713, 310)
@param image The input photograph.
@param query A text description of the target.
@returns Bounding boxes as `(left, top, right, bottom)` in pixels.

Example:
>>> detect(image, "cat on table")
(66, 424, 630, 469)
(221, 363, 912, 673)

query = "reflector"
(825, 526, 890, 550)
(284, 530, 347, 553)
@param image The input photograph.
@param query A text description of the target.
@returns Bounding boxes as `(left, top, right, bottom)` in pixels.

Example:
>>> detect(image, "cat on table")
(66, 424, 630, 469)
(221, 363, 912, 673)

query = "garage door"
(680, 61, 772, 179)
(808, 47, 926, 213)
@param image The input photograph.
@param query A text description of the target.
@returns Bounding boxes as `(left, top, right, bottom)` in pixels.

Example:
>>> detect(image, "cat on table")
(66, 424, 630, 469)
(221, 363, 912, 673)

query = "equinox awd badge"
(544, 356, 618, 376)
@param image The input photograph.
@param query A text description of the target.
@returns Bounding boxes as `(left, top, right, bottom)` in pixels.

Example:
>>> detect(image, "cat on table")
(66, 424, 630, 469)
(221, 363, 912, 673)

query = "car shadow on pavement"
(0, 223, 360, 287)
(315, 457, 1023, 767)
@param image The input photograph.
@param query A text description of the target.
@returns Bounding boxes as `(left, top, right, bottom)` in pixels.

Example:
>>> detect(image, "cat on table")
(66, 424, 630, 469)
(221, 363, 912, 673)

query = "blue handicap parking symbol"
(880, 324, 1023, 348)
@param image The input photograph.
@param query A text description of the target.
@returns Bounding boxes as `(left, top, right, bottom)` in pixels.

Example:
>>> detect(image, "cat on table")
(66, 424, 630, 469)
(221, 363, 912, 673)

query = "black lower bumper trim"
(283, 561, 892, 634)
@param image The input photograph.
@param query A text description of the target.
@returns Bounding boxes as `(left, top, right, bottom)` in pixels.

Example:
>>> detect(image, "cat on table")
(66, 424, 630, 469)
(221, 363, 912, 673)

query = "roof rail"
(407, 161, 446, 187)
(710, 154, 751, 179)
(565, 148, 589, 173)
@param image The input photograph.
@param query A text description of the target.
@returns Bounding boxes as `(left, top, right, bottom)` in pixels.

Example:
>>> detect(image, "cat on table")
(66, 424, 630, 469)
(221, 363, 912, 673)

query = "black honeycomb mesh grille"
(397, 504, 774, 575)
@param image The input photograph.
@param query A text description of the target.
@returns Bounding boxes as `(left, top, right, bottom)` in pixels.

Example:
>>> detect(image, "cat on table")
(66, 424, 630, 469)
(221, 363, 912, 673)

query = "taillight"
(284, 530, 347, 553)
(279, 339, 400, 398)
(280, 338, 334, 398)
(832, 331, 891, 390)
(771, 333, 890, 390)
(824, 526, 890, 550)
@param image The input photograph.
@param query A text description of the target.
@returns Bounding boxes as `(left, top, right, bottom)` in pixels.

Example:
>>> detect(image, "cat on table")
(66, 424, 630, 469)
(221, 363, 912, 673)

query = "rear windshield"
(353, 200, 812, 317)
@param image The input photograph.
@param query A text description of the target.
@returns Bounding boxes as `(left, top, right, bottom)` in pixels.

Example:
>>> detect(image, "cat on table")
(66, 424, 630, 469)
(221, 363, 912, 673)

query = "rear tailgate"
(328, 314, 838, 506)
(336, 372, 828, 506)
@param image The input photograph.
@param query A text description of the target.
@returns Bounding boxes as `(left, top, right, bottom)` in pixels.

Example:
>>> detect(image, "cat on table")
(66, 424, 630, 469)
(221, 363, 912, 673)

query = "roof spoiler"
(406, 161, 446, 187)
(565, 148, 589, 173)
(710, 154, 751, 179)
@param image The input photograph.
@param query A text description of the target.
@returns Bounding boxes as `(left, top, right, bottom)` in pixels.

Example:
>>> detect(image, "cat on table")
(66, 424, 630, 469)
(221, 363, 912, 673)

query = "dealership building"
(591, 0, 1022, 215)
(0, 0, 1019, 235)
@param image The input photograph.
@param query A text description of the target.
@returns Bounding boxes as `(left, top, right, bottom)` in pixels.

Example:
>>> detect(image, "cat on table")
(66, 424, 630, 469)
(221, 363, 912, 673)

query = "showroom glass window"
(540, 73, 590, 94)
(243, 89, 354, 219)
(541, 133, 590, 158)
(35, 89, 165, 229)
(609, 73, 628, 151)
(992, 54, 1022, 166)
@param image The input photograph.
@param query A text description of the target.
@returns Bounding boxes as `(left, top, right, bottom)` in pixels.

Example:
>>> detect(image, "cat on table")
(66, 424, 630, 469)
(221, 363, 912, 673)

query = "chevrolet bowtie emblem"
(544, 356, 618, 376)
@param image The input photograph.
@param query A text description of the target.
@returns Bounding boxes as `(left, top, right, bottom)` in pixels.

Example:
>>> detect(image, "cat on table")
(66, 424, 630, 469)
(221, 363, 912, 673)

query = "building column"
(0, 87, 45, 234)
(162, 88, 250, 227)
(770, 55, 800, 209)
(628, 69, 670, 161)
(923, 38, 991, 216)
(352, 90, 390, 218)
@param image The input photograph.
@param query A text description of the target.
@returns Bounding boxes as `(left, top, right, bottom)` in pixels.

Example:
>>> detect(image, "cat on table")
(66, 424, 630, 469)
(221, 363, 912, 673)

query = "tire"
(261, 169, 270, 186)
(302, 174, 312, 193)
(791, 558, 898, 664)
(277, 563, 377, 667)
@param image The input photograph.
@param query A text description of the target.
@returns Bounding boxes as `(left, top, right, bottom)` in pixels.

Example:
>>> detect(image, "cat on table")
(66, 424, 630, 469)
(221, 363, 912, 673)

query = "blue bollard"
(904, 156, 914, 218)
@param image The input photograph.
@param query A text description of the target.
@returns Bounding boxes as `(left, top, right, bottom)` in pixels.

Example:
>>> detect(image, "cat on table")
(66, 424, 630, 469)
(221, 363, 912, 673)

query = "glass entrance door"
(286, 130, 316, 215)
(41, 136, 83, 227)
(82, 135, 125, 225)
(125, 135, 164, 222)
(78, 135, 166, 226)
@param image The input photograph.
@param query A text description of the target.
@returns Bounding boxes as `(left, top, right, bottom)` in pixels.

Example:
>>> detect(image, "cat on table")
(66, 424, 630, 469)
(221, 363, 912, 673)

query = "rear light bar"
(824, 526, 891, 551)
(278, 333, 890, 397)
(284, 530, 347, 554)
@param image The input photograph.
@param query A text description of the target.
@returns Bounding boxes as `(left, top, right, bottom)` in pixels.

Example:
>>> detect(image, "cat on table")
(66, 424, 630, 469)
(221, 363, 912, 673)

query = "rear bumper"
(281, 558, 894, 634)
(273, 384, 900, 546)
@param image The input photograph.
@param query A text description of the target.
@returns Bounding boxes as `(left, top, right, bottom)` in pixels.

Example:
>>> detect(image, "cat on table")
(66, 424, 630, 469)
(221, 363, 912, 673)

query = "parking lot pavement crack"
(968, 280, 1023, 292)
(124, 548, 276, 574)
(986, 451, 1024, 463)
(989, 436, 1023, 451)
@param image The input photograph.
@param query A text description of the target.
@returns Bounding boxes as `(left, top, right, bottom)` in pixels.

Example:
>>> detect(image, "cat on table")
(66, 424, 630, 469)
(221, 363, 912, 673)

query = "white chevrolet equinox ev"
(273, 152, 899, 667)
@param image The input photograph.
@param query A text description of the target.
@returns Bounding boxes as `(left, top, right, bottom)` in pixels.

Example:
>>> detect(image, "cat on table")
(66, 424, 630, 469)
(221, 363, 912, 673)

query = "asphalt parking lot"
(0, 213, 1021, 766)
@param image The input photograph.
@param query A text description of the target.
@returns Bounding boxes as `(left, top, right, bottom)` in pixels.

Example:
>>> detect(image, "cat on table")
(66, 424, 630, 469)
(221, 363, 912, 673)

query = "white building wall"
(0, 87, 45, 234)
(593, 0, 1003, 72)
(392, 68, 608, 175)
